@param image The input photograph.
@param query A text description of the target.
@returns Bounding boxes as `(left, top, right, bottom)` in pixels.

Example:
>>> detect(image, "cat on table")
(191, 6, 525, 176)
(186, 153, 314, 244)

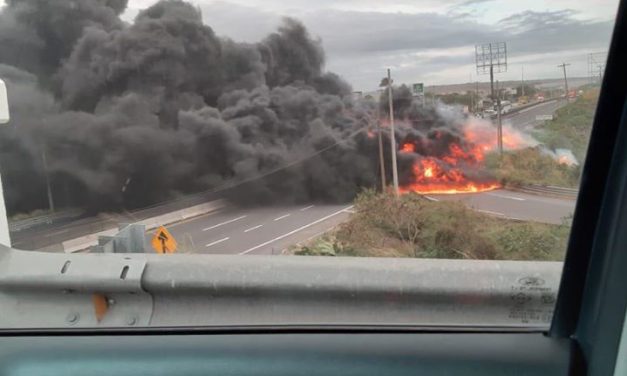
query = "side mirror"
(0, 79, 9, 124)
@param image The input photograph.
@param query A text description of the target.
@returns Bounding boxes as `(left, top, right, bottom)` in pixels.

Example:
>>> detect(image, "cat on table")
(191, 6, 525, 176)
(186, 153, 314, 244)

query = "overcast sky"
(125, 0, 618, 91)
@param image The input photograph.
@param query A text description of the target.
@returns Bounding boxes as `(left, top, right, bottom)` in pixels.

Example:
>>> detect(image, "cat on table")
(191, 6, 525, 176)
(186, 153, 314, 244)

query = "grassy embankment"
(290, 190, 570, 261)
(485, 88, 599, 188)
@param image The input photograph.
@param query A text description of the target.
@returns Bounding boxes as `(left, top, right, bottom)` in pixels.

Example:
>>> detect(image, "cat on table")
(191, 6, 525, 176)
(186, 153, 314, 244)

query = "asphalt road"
(426, 189, 575, 224)
(149, 203, 352, 255)
(503, 100, 566, 129)
(147, 188, 575, 255)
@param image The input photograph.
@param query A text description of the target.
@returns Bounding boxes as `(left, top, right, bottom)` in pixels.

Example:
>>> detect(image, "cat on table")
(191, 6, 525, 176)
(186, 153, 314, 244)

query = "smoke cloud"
(0, 0, 495, 215)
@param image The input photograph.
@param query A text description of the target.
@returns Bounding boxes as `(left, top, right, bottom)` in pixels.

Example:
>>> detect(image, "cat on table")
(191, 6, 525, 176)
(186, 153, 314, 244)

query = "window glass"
(0, 0, 619, 328)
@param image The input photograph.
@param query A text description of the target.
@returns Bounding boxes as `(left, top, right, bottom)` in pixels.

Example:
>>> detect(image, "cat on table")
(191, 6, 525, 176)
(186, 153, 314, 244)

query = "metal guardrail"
(0, 248, 563, 328)
(512, 184, 579, 200)
(9, 209, 83, 232)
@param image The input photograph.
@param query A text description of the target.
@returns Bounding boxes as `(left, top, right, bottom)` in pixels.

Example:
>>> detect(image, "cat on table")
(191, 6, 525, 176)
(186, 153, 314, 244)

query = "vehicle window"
(0, 0, 619, 328)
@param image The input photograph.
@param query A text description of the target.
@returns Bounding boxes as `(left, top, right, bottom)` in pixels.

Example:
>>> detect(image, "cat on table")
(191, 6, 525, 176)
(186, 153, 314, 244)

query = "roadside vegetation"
(289, 190, 570, 261)
(536, 88, 600, 162)
(484, 87, 599, 189)
(484, 147, 581, 188)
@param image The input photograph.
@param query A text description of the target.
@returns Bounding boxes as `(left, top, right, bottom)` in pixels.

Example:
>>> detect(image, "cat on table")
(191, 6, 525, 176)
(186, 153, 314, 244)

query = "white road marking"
(485, 192, 525, 201)
(274, 214, 291, 221)
(304, 225, 337, 242)
(424, 196, 439, 202)
(244, 224, 263, 233)
(477, 209, 506, 216)
(45, 229, 70, 237)
(202, 215, 246, 231)
(300, 205, 315, 211)
(240, 206, 353, 255)
(205, 237, 229, 248)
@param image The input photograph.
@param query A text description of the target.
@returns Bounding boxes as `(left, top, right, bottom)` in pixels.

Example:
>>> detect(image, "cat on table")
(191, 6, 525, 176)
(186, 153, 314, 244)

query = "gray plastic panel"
(0, 333, 570, 376)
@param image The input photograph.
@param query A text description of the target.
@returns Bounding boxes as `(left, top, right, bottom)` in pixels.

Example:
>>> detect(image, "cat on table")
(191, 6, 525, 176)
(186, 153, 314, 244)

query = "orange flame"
(400, 157, 500, 194)
(424, 166, 433, 177)
(396, 118, 538, 195)
(400, 142, 416, 153)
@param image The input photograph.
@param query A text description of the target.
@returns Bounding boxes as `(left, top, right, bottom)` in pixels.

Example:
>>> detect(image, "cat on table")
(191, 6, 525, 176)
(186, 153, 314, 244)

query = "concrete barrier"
(60, 200, 226, 253)
(509, 184, 579, 200)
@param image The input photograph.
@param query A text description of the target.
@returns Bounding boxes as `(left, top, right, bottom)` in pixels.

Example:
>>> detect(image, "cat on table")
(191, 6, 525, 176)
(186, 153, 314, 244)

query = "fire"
(398, 119, 535, 195)
(424, 166, 433, 177)
(401, 156, 500, 195)
(400, 142, 416, 153)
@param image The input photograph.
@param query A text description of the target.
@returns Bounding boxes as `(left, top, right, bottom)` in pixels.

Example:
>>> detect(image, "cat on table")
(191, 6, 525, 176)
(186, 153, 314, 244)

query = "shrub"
(293, 190, 570, 261)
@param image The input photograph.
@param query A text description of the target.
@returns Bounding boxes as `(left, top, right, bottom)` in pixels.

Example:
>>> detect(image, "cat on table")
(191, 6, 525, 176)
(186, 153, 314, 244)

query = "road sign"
(151, 226, 177, 254)
(412, 83, 424, 95)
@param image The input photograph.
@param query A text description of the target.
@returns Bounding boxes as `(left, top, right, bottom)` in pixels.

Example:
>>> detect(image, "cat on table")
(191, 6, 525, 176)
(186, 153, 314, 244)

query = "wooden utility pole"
(387, 69, 399, 196)
(376, 109, 386, 192)
(41, 149, 55, 212)
(558, 62, 571, 100)
(521, 66, 525, 97)
(496, 80, 503, 155)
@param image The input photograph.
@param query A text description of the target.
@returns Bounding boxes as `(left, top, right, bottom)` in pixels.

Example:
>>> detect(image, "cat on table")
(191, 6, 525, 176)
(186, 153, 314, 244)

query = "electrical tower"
(475, 42, 507, 154)
(588, 52, 607, 84)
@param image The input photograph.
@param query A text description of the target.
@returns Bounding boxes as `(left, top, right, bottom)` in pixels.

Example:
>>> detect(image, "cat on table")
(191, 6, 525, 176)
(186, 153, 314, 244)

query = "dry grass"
(291, 190, 570, 261)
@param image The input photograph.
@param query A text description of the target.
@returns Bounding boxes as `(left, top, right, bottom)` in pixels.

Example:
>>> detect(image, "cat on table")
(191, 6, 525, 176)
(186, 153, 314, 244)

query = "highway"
(426, 189, 575, 224)
(151, 203, 353, 255)
(503, 100, 565, 129)
(148, 188, 575, 255)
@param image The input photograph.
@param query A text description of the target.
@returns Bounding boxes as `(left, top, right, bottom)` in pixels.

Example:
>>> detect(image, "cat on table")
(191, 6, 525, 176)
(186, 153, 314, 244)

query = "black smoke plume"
(0, 0, 481, 215)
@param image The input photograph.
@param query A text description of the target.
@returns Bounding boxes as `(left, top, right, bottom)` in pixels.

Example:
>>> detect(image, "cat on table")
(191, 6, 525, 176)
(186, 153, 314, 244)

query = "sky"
(125, 0, 619, 91)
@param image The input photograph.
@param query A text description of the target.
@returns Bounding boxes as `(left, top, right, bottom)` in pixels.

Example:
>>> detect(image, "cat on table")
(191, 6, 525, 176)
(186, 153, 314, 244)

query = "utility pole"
(521, 66, 525, 97)
(475, 81, 479, 113)
(558, 62, 570, 100)
(41, 149, 55, 212)
(387, 68, 399, 197)
(475, 42, 507, 154)
(489, 64, 495, 109)
(496, 80, 503, 155)
(375, 109, 386, 192)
